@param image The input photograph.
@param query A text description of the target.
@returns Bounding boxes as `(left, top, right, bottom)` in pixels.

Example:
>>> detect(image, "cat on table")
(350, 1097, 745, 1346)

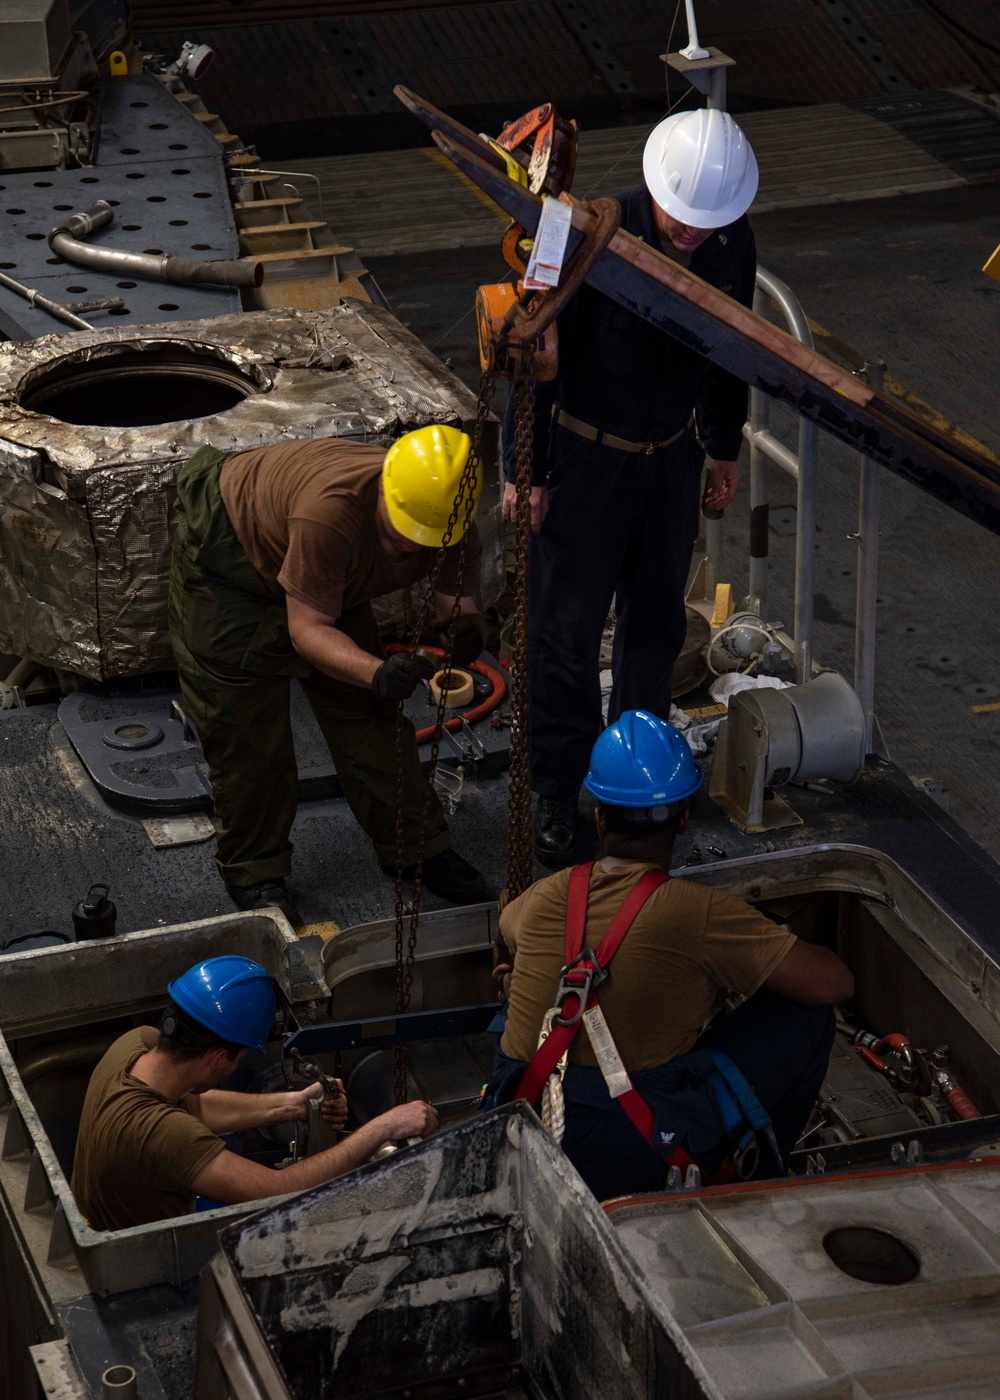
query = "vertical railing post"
(794, 416, 818, 684)
(747, 288, 769, 617)
(854, 359, 885, 754)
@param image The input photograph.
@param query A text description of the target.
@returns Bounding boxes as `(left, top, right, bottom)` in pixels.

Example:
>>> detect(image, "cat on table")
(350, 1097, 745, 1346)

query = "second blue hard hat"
(584, 709, 702, 807)
(168, 955, 276, 1049)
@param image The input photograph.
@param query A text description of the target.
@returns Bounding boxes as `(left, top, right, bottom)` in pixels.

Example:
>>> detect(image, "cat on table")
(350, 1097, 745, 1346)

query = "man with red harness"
(485, 711, 853, 1199)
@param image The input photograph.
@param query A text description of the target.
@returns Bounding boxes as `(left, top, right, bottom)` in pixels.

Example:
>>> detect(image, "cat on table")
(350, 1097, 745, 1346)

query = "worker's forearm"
(291, 622, 381, 687)
(273, 1119, 390, 1192)
(195, 1089, 303, 1133)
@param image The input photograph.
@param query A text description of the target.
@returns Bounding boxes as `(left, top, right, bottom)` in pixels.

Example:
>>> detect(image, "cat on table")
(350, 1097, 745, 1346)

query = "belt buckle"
(644, 441, 655, 455)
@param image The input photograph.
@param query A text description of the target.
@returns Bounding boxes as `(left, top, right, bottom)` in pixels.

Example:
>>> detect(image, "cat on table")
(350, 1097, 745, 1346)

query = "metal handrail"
(737, 265, 819, 684)
(230, 167, 326, 225)
(734, 267, 880, 750)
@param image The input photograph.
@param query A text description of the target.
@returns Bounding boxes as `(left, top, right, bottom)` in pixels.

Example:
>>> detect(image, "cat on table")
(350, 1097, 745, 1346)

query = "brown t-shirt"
(499, 862, 796, 1071)
(71, 1028, 224, 1231)
(219, 437, 483, 621)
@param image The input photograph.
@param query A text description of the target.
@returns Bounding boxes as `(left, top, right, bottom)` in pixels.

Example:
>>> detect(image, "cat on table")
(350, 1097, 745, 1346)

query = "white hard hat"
(643, 107, 759, 228)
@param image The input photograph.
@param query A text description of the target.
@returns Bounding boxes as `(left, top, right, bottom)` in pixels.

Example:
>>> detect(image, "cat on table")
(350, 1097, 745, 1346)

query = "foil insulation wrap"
(0, 305, 501, 680)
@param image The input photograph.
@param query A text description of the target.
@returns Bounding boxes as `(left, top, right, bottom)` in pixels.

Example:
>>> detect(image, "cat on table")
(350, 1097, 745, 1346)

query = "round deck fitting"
(101, 720, 164, 751)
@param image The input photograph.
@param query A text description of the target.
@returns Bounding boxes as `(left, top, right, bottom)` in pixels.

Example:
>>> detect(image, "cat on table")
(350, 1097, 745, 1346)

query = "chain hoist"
(390, 192, 622, 1105)
(391, 368, 498, 1104)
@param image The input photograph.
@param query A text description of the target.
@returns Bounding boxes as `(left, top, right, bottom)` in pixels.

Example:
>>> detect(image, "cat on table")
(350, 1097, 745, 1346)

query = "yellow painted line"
(421, 147, 510, 225)
(972, 702, 1000, 714)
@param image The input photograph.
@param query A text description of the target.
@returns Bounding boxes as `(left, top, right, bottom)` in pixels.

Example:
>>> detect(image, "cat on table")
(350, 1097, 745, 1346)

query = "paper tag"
(582, 1004, 632, 1099)
(523, 196, 573, 289)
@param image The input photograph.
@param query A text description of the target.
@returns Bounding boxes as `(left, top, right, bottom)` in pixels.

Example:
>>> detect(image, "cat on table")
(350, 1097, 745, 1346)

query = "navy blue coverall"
(502, 187, 757, 800)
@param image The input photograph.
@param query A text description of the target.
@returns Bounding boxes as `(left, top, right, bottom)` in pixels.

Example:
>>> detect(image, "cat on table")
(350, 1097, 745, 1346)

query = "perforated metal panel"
(0, 72, 239, 340)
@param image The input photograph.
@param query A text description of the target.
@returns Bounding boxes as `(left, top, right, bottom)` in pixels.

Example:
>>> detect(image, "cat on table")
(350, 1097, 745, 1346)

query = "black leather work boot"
(383, 848, 488, 904)
(225, 878, 303, 929)
(533, 795, 580, 867)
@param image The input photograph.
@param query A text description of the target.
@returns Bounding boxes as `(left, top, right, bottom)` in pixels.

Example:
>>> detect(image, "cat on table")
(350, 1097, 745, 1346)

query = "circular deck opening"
(823, 1227, 919, 1286)
(19, 341, 266, 426)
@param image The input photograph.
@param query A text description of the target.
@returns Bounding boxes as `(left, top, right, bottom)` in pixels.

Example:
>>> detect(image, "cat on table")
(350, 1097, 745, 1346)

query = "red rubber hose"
(384, 644, 507, 744)
(947, 1086, 981, 1121)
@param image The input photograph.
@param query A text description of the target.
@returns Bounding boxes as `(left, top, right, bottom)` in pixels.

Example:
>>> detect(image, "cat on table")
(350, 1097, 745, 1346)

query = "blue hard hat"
(584, 709, 701, 808)
(167, 956, 276, 1049)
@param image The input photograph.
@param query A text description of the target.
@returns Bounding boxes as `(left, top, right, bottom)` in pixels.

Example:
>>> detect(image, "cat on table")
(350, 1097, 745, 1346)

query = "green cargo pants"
(168, 445, 449, 889)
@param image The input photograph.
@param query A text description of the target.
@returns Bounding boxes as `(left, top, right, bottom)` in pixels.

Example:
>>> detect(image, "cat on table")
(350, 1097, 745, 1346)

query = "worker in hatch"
(72, 956, 439, 1231)
(503, 107, 759, 865)
(485, 713, 853, 1200)
(168, 426, 489, 923)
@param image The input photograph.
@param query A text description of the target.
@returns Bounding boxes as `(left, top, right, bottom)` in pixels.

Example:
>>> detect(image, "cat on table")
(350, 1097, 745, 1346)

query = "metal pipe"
(794, 416, 818, 683)
(16, 1032, 118, 1086)
(755, 266, 815, 348)
(0, 268, 93, 330)
(704, 515, 724, 600)
(102, 1365, 138, 1400)
(742, 425, 799, 479)
(3, 659, 42, 690)
(49, 202, 263, 289)
(747, 284, 770, 616)
(854, 359, 885, 754)
(753, 265, 817, 684)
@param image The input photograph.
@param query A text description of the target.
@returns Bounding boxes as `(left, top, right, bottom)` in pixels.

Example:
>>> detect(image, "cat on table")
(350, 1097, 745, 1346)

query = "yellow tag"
(485, 139, 529, 187)
(109, 50, 128, 76)
(710, 582, 733, 628)
(984, 243, 1000, 284)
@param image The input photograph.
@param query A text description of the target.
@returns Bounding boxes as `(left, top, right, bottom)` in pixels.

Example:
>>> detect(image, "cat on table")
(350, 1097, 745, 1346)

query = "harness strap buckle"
(552, 948, 607, 1026)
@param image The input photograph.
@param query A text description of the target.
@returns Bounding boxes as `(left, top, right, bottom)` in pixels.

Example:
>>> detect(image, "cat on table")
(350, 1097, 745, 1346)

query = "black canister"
(72, 883, 117, 940)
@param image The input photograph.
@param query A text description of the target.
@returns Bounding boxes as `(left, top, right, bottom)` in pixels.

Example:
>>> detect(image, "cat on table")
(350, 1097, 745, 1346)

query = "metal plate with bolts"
(60, 667, 511, 815)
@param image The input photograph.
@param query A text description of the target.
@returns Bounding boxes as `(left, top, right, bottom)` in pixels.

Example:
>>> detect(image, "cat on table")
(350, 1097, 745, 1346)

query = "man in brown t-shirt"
(73, 956, 438, 1231)
(486, 711, 853, 1199)
(168, 425, 489, 919)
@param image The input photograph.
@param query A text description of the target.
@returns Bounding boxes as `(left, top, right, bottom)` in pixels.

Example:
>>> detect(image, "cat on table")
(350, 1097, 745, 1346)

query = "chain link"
(505, 350, 538, 901)
(392, 370, 499, 1104)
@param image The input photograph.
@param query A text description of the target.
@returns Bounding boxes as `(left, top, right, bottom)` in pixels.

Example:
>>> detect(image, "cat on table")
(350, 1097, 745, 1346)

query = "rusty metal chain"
(392, 369, 499, 1103)
(505, 350, 538, 902)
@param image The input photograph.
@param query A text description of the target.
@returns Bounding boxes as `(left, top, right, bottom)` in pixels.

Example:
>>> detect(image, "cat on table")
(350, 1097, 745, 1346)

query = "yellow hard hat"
(382, 424, 479, 548)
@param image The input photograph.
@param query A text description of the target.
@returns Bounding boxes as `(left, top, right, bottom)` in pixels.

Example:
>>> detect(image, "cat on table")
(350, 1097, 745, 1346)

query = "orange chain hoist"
(475, 103, 580, 383)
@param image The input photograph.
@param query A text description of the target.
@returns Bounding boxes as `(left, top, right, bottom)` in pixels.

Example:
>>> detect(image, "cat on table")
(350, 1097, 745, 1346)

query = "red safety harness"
(514, 861, 667, 1148)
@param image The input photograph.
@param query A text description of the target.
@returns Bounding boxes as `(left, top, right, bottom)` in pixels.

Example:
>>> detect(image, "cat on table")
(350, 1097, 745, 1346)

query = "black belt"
(556, 409, 694, 455)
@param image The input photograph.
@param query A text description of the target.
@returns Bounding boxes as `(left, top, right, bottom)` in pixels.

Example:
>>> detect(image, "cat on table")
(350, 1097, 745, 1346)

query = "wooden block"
(710, 583, 733, 628)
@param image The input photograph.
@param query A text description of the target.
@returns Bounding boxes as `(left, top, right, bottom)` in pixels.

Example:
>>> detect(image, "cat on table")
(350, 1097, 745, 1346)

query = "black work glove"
(421, 613, 487, 668)
(371, 651, 436, 702)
